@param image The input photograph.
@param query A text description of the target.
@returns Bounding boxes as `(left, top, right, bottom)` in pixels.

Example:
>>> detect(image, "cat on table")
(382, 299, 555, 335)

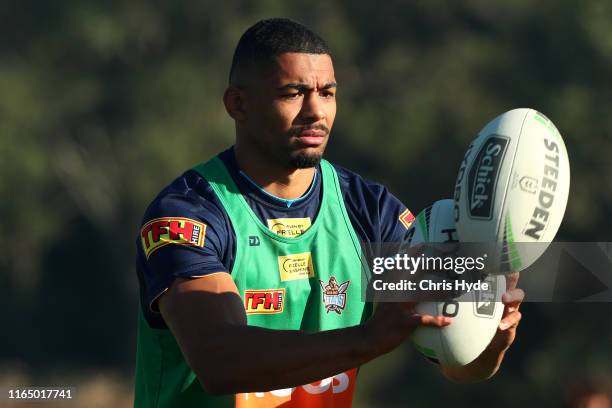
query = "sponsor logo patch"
(398, 209, 415, 230)
(278, 252, 315, 281)
(267, 217, 311, 237)
(236, 369, 357, 408)
(244, 289, 285, 314)
(141, 217, 206, 258)
(467, 135, 509, 219)
(320, 276, 350, 314)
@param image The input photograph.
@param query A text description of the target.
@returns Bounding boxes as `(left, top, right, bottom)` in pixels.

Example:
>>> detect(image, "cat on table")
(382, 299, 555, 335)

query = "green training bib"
(134, 156, 369, 407)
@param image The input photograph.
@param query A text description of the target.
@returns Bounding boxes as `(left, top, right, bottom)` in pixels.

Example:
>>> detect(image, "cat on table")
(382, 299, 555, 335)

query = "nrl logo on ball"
(320, 276, 350, 314)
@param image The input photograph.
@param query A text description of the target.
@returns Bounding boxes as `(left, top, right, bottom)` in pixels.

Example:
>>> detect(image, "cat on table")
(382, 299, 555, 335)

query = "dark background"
(1, 1, 611, 407)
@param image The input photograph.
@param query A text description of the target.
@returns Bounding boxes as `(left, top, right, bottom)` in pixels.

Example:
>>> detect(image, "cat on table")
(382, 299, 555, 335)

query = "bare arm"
(159, 273, 451, 395)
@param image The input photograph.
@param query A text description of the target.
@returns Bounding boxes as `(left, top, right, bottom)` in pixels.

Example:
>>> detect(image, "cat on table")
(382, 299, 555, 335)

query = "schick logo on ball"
(467, 135, 509, 219)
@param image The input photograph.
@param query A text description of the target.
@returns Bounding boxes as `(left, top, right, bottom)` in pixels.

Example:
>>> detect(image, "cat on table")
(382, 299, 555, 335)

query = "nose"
(300, 91, 326, 123)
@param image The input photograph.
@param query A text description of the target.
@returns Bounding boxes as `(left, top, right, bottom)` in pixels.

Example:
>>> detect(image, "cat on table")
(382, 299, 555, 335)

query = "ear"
(223, 86, 247, 121)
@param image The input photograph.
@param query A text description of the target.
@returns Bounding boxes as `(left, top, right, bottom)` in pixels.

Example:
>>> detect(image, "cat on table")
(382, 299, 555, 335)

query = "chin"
(288, 151, 324, 169)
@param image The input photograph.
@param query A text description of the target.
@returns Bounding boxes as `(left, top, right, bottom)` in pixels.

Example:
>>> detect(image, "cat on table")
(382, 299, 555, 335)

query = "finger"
(503, 304, 520, 318)
(499, 311, 522, 330)
(409, 313, 452, 328)
(502, 302, 523, 318)
(505, 272, 520, 291)
(502, 288, 525, 308)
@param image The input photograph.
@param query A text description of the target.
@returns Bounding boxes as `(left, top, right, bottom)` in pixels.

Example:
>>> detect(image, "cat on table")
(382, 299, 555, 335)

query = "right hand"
(363, 302, 452, 356)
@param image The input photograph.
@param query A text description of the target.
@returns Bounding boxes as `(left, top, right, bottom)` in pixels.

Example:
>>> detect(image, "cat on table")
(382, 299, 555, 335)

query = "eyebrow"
(276, 82, 337, 91)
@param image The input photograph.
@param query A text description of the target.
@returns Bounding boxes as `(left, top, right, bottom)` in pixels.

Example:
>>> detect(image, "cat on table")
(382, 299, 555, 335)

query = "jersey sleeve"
(136, 173, 234, 313)
(333, 163, 414, 244)
(378, 189, 415, 243)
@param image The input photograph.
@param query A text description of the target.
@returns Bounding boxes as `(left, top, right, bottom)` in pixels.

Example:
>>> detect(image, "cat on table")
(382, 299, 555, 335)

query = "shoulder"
(139, 169, 234, 260)
(330, 163, 413, 242)
(332, 163, 388, 199)
(136, 169, 236, 324)
(142, 170, 226, 225)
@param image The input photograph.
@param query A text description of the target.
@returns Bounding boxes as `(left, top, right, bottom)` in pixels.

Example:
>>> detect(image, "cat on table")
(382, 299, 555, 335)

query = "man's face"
(242, 52, 337, 169)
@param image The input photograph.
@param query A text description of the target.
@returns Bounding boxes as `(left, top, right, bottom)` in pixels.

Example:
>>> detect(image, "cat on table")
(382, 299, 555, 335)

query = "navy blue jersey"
(136, 147, 414, 328)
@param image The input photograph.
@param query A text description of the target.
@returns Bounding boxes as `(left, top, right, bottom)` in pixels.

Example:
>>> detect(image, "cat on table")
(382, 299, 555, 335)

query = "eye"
(282, 92, 302, 100)
(320, 90, 335, 99)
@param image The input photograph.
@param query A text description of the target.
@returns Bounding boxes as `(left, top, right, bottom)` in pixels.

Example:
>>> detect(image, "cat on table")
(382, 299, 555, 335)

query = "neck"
(234, 144, 316, 201)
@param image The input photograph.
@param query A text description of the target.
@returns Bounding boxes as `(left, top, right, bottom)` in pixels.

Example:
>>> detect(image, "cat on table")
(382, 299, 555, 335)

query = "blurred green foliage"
(1, 1, 611, 406)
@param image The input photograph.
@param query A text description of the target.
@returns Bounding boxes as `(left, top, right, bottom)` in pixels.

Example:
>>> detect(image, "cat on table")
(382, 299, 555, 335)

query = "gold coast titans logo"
(320, 276, 350, 315)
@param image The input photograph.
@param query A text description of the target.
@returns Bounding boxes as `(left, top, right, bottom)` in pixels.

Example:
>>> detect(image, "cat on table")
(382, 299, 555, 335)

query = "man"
(134, 18, 524, 407)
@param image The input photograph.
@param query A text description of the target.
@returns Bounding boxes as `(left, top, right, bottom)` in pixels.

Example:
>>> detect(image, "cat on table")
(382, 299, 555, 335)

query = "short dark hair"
(229, 18, 330, 85)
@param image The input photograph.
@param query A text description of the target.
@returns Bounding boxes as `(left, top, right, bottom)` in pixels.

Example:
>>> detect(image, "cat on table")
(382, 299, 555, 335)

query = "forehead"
(265, 53, 335, 86)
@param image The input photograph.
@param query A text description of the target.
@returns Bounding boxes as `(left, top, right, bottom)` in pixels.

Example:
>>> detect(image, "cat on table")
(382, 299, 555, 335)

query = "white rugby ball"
(405, 199, 505, 367)
(453, 108, 570, 273)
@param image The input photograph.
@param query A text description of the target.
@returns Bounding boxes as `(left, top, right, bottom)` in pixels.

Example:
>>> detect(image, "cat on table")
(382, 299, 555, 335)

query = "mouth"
(294, 130, 327, 147)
